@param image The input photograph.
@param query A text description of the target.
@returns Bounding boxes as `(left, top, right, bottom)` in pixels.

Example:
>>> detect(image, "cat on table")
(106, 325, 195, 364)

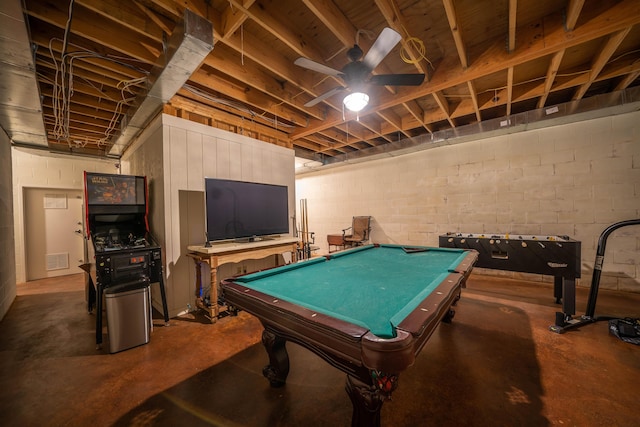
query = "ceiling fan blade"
(362, 27, 402, 71)
(304, 87, 346, 107)
(294, 57, 343, 77)
(370, 73, 425, 86)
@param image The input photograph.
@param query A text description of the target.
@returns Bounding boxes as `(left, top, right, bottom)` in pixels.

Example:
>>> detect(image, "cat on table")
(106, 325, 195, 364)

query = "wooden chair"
(342, 216, 371, 248)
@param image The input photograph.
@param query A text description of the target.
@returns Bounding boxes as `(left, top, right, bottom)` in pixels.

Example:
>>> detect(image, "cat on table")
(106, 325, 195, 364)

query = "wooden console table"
(187, 238, 298, 322)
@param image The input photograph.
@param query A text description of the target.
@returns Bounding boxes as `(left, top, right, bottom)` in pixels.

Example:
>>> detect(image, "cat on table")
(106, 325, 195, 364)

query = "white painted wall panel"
(216, 138, 231, 179)
(124, 114, 295, 317)
(202, 135, 217, 180)
(186, 131, 204, 190)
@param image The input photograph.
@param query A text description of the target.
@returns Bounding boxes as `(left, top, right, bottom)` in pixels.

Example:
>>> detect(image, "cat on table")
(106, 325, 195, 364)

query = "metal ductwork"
(0, 0, 48, 147)
(108, 9, 213, 156)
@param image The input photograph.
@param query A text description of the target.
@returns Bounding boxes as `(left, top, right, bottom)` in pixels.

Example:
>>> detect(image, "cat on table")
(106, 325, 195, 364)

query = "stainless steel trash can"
(105, 283, 151, 353)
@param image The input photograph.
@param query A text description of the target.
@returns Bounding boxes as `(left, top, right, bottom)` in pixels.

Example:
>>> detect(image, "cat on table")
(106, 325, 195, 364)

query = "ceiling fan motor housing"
(341, 61, 370, 88)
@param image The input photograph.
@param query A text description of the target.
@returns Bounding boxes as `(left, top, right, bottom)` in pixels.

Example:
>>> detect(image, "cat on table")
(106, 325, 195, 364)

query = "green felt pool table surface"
(233, 244, 474, 338)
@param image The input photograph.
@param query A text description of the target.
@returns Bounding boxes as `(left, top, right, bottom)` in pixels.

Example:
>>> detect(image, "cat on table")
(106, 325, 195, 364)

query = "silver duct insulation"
(0, 0, 48, 146)
(108, 9, 213, 156)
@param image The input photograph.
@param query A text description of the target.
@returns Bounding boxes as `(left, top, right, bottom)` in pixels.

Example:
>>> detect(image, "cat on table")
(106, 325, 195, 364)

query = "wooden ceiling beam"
(132, 1, 173, 34)
(302, 134, 344, 151)
(432, 91, 455, 127)
(374, 0, 429, 76)
(302, 0, 356, 48)
(564, 0, 585, 31)
(187, 68, 311, 128)
(537, 50, 565, 108)
(34, 56, 145, 98)
(614, 71, 640, 92)
(376, 110, 413, 140)
(37, 68, 133, 104)
(30, 30, 147, 80)
(294, 138, 328, 153)
(77, 0, 166, 39)
(506, 67, 514, 116)
(25, 0, 158, 65)
(340, 115, 394, 143)
(168, 95, 291, 144)
(442, 0, 468, 69)
(467, 80, 481, 122)
(196, 46, 323, 123)
(219, 26, 326, 106)
(403, 100, 433, 134)
(41, 97, 120, 123)
(227, 0, 324, 62)
(508, 0, 517, 52)
(290, 0, 640, 140)
(301, 0, 414, 140)
(373, 0, 434, 136)
(596, 59, 640, 85)
(220, 1, 255, 37)
(573, 27, 632, 100)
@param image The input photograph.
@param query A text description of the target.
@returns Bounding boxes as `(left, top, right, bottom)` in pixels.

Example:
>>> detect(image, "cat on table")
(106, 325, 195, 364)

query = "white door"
(25, 188, 85, 281)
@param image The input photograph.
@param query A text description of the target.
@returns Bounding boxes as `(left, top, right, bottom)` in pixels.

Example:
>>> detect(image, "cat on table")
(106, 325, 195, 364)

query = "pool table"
(221, 244, 478, 427)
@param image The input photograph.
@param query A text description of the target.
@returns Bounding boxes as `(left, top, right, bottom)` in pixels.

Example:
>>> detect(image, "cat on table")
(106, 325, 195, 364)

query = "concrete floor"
(1, 272, 639, 427)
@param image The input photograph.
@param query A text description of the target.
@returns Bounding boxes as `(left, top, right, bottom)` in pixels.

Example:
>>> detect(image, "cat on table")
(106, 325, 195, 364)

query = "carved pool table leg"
(261, 329, 290, 387)
(345, 373, 396, 427)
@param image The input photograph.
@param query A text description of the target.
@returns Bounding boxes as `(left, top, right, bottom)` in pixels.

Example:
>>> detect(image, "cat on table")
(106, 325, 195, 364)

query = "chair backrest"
(351, 216, 371, 241)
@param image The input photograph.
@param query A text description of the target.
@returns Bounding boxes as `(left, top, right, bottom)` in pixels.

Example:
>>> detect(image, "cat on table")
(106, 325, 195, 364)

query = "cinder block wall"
(11, 148, 116, 284)
(0, 131, 16, 321)
(296, 111, 640, 292)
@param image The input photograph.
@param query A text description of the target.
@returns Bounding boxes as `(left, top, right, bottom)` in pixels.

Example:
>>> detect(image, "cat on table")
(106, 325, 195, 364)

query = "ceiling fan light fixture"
(343, 92, 369, 112)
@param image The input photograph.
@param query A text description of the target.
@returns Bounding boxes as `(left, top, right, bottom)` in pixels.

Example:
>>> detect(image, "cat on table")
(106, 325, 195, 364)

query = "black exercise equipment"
(550, 219, 640, 333)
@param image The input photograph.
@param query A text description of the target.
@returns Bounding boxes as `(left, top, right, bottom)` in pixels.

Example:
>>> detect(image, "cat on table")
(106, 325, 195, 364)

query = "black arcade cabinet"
(84, 172, 169, 352)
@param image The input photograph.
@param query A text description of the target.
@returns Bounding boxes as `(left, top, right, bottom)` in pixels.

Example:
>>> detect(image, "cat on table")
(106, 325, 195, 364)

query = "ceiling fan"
(294, 27, 425, 111)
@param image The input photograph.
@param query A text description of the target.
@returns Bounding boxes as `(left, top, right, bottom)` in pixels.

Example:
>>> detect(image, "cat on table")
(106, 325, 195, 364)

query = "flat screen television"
(205, 178, 289, 242)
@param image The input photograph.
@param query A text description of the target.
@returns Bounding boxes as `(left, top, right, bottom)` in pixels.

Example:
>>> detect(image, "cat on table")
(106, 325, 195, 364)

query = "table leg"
(562, 277, 576, 316)
(209, 265, 220, 318)
(345, 372, 396, 427)
(553, 275, 562, 304)
(194, 259, 204, 298)
(261, 329, 290, 387)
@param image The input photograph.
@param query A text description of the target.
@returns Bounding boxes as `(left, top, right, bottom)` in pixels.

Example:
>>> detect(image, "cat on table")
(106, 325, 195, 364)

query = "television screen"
(85, 172, 146, 205)
(205, 178, 289, 242)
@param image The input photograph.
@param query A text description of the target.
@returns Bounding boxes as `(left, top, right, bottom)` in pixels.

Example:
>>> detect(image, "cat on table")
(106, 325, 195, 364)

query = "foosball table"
(439, 232, 581, 318)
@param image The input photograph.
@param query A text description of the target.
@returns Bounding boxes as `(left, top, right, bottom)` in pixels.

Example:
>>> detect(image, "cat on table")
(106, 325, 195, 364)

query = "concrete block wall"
(11, 147, 116, 284)
(296, 111, 640, 292)
(0, 131, 16, 321)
